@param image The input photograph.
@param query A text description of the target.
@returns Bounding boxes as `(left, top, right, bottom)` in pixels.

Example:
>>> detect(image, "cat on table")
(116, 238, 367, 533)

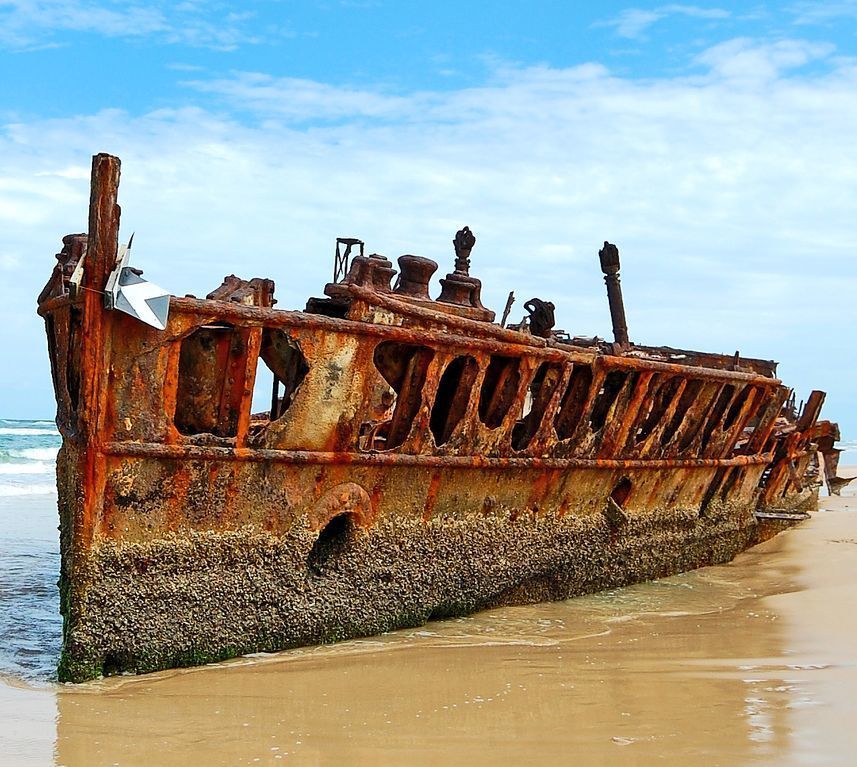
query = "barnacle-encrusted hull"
(57, 450, 763, 682)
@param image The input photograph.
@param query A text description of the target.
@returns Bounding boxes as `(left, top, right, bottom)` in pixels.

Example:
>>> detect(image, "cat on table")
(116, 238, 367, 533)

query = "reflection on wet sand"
(56, 614, 796, 767)
(8, 482, 857, 766)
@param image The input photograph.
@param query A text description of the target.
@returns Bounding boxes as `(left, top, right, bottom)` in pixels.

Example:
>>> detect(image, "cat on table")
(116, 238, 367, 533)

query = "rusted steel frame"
(589, 369, 633, 455)
(598, 371, 655, 457)
(102, 440, 773, 469)
(522, 361, 573, 453)
(813, 420, 839, 440)
(618, 373, 662, 456)
(389, 347, 435, 451)
(236, 327, 263, 445)
(551, 364, 592, 442)
(37, 294, 81, 316)
(496, 355, 540, 447)
(433, 353, 481, 447)
(430, 351, 492, 451)
(44, 293, 582, 372)
(630, 344, 776, 377)
(637, 377, 688, 459)
(744, 386, 790, 454)
(560, 365, 607, 452)
(662, 380, 720, 458)
(41, 292, 781, 388)
(161, 340, 183, 444)
(481, 356, 524, 430)
(342, 283, 556, 347)
(172, 298, 589, 364)
(335, 285, 782, 385)
(692, 381, 736, 456)
(421, 352, 529, 455)
(171, 298, 778, 385)
(44, 304, 76, 430)
(566, 364, 647, 456)
(785, 459, 803, 490)
(711, 385, 767, 459)
(703, 384, 756, 458)
(796, 390, 826, 432)
(219, 328, 250, 436)
(165, 311, 780, 457)
(686, 380, 753, 459)
(763, 462, 795, 503)
(382, 348, 438, 453)
(77, 154, 121, 551)
(761, 430, 816, 503)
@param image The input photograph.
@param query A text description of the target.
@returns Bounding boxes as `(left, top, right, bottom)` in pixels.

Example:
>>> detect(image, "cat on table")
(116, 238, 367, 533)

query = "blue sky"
(1, 1, 856, 440)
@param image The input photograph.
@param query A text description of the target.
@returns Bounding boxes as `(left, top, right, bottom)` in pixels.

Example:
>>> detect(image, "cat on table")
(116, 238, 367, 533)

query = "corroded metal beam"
(103, 441, 775, 468)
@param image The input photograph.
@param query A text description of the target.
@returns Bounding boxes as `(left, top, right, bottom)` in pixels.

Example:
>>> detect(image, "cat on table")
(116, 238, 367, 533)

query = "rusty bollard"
(598, 241, 629, 349)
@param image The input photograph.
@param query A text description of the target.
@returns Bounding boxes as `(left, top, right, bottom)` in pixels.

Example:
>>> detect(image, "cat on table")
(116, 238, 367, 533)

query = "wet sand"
(3, 474, 856, 766)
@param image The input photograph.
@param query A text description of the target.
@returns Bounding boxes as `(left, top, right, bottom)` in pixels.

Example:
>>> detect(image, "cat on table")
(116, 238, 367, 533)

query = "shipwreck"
(38, 154, 849, 682)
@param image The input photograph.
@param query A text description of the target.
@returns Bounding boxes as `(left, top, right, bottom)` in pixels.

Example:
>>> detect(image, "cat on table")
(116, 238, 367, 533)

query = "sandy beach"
(2, 473, 855, 766)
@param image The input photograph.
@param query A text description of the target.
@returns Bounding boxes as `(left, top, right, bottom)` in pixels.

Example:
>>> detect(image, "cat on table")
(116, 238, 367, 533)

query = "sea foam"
(0, 483, 56, 497)
(3, 447, 59, 461)
(0, 462, 53, 475)
(0, 428, 59, 436)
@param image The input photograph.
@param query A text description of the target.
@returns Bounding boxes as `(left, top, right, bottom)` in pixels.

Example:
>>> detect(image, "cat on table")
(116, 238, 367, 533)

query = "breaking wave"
(0, 420, 61, 498)
(2, 447, 59, 462)
(0, 428, 59, 436)
(0, 462, 53, 475)
(0, 483, 56, 497)
(839, 440, 857, 461)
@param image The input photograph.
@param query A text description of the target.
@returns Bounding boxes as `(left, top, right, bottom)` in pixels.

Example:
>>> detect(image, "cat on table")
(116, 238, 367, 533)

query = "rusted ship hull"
(39, 155, 842, 682)
(58, 456, 762, 681)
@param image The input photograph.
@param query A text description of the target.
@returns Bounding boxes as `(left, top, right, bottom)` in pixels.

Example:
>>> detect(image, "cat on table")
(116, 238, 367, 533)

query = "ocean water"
(0, 419, 59, 498)
(0, 418, 62, 682)
(841, 440, 857, 463)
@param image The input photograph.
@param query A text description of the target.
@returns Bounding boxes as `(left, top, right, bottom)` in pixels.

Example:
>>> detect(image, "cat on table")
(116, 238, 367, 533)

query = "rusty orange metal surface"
(36, 154, 847, 682)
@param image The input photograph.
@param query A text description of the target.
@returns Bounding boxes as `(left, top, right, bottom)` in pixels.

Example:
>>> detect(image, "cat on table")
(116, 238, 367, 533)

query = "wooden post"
(77, 153, 121, 551)
(796, 390, 825, 433)
(79, 153, 121, 441)
(84, 153, 122, 293)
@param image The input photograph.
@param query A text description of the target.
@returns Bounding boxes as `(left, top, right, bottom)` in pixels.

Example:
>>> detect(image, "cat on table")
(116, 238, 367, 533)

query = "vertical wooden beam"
(236, 327, 263, 445)
(83, 153, 122, 293)
(80, 153, 121, 442)
(78, 153, 121, 548)
(796, 390, 826, 433)
(745, 386, 789, 454)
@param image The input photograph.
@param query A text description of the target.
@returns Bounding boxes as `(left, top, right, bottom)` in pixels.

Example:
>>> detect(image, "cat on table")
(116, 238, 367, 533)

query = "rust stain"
(422, 471, 443, 521)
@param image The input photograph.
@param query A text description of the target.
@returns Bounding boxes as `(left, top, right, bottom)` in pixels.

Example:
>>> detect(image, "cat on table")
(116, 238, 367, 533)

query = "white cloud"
(790, 1, 857, 25)
(0, 0, 165, 46)
(601, 4, 731, 40)
(2, 38, 856, 432)
(185, 73, 417, 122)
(0, 0, 270, 49)
(33, 165, 89, 179)
(695, 38, 835, 81)
(609, 9, 663, 39)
